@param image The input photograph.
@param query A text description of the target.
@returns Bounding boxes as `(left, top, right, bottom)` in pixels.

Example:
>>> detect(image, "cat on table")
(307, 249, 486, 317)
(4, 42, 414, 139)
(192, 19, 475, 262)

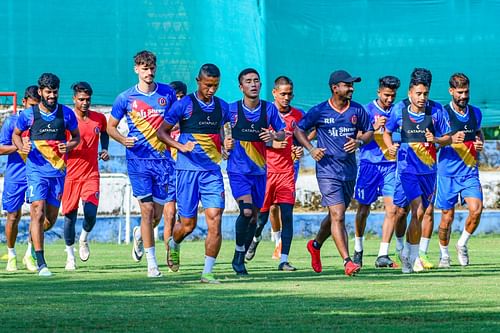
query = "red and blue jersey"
(359, 100, 396, 164)
(438, 103, 482, 177)
(298, 99, 373, 181)
(227, 100, 285, 175)
(0, 114, 27, 183)
(386, 100, 449, 175)
(15, 105, 78, 177)
(111, 83, 177, 160)
(163, 93, 230, 171)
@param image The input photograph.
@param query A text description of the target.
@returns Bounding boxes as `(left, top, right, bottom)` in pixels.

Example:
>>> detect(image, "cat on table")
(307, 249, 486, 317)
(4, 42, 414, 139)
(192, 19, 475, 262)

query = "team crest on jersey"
(291, 120, 297, 129)
(158, 97, 167, 106)
(95, 192, 100, 199)
(94, 126, 100, 134)
(351, 115, 358, 125)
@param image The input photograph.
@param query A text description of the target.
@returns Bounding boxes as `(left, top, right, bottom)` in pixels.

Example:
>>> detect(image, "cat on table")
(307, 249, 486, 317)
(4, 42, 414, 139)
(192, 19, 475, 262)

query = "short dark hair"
(169, 81, 187, 96)
(71, 81, 93, 96)
(134, 50, 156, 67)
(449, 73, 470, 89)
(378, 75, 400, 90)
(198, 64, 220, 78)
(411, 68, 432, 86)
(274, 75, 293, 88)
(24, 85, 40, 100)
(238, 68, 260, 84)
(38, 73, 60, 90)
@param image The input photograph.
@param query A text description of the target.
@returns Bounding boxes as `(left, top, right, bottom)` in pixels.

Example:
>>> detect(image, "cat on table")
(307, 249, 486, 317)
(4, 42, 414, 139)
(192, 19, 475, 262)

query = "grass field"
(1, 236, 499, 332)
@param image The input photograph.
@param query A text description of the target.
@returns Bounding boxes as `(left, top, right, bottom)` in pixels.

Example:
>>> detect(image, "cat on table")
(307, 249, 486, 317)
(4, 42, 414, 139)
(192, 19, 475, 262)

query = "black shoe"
(375, 255, 396, 268)
(278, 262, 297, 271)
(232, 250, 248, 275)
(353, 250, 363, 267)
(245, 239, 260, 261)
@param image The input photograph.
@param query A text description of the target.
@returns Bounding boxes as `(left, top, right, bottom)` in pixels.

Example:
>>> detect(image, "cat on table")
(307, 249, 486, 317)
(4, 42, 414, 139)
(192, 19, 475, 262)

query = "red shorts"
(61, 178, 100, 214)
(261, 171, 295, 212)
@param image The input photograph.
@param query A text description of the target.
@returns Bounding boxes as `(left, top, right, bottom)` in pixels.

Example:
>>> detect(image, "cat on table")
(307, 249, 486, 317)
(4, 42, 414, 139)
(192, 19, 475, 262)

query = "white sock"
(7, 247, 16, 258)
(457, 230, 472, 247)
(402, 242, 411, 258)
(66, 245, 75, 260)
(80, 230, 89, 242)
(409, 244, 420, 264)
(202, 256, 216, 274)
(378, 242, 390, 257)
(235, 245, 245, 252)
(439, 244, 450, 258)
(134, 228, 142, 241)
(419, 237, 431, 254)
(26, 242, 33, 257)
(280, 254, 289, 264)
(272, 231, 281, 246)
(253, 235, 262, 242)
(169, 237, 180, 250)
(354, 237, 364, 252)
(145, 246, 157, 269)
(396, 237, 405, 251)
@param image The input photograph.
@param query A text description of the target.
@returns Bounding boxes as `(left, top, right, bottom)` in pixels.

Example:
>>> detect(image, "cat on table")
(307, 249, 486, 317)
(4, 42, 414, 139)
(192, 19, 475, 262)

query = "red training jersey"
(66, 110, 107, 180)
(266, 106, 304, 173)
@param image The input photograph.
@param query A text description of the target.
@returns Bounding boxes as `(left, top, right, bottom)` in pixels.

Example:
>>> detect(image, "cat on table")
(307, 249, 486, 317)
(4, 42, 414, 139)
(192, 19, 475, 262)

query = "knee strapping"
(238, 201, 253, 218)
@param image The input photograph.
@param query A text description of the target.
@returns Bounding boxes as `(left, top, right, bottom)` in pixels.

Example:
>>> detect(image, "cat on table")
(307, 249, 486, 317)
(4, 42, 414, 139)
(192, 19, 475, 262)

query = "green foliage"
(483, 126, 500, 140)
(1, 238, 500, 332)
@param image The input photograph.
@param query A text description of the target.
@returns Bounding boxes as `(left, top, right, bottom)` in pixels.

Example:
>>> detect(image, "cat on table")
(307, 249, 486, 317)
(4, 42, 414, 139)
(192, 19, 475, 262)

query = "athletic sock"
(439, 244, 450, 258)
(280, 254, 289, 264)
(409, 244, 419, 264)
(145, 246, 157, 269)
(419, 237, 431, 254)
(235, 245, 245, 252)
(35, 250, 46, 268)
(7, 247, 16, 258)
(202, 256, 216, 274)
(354, 237, 364, 252)
(457, 230, 472, 247)
(26, 242, 33, 257)
(66, 245, 75, 260)
(378, 242, 390, 257)
(312, 240, 322, 250)
(272, 231, 281, 245)
(343, 257, 352, 266)
(79, 230, 89, 243)
(169, 237, 180, 250)
(396, 237, 405, 251)
(253, 235, 262, 242)
(402, 242, 411, 259)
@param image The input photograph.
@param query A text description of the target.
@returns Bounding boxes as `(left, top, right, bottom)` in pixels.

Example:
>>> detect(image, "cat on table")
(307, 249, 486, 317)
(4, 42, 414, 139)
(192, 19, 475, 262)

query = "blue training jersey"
(386, 100, 449, 175)
(438, 103, 482, 177)
(111, 83, 177, 160)
(0, 114, 27, 183)
(358, 100, 396, 164)
(163, 93, 230, 171)
(227, 100, 285, 175)
(298, 99, 373, 181)
(15, 105, 78, 178)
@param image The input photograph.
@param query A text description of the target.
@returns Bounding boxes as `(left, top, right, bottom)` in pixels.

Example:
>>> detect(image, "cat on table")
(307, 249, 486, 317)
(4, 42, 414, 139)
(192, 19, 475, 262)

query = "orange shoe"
(272, 240, 282, 260)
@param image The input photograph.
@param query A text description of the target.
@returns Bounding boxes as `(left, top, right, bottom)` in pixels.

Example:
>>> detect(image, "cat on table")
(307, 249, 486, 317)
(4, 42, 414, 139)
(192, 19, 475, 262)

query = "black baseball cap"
(329, 70, 361, 86)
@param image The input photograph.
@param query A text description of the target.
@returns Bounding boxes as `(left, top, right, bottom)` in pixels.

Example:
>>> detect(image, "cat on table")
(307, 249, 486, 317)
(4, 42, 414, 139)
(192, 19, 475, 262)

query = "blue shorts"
(394, 172, 436, 209)
(176, 169, 225, 218)
(228, 172, 266, 209)
(354, 162, 396, 205)
(435, 174, 483, 210)
(2, 181, 27, 213)
(318, 177, 355, 208)
(293, 160, 300, 183)
(166, 162, 176, 203)
(127, 159, 171, 205)
(26, 173, 65, 208)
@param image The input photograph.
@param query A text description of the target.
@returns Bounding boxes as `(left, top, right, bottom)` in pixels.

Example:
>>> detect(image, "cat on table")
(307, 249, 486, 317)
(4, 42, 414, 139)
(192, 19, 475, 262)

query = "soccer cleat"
(38, 266, 52, 277)
(132, 226, 144, 262)
(353, 250, 363, 267)
(65, 257, 76, 271)
(306, 240, 322, 273)
(232, 250, 248, 275)
(0, 253, 9, 261)
(278, 262, 297, 271)
(456, 244, 469, 267)
(245, 239, 260, 261)
(167, 237, 180, 272)
(23, 254, 38, 272)
(438, 256, 451, 268)
(394, 248, 403, 266)
(6, 256, 18, 272)
(401, 256, 413, 274)
(200, 273, 221, 284)
(147, 266, 163, 278)
(79, 240, 90, 262)
(413, 257, 424, 272)
(375, 255, 398, 268)
(272, 240, 282, 260)
(344, 261, 361, 276)
(419, 253, 434, 269)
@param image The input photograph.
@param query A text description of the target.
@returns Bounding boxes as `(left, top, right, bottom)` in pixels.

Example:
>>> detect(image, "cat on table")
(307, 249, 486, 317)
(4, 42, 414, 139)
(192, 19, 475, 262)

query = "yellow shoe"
(0, 253, 9, 261)
(23, 254, 38, 272)
(419, 253, 435, 269)
(6, 256, 18, 272)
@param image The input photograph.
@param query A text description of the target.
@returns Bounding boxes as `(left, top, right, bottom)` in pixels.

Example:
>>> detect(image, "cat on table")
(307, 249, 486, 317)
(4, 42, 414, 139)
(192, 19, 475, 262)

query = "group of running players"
(0, 50, 484, 282)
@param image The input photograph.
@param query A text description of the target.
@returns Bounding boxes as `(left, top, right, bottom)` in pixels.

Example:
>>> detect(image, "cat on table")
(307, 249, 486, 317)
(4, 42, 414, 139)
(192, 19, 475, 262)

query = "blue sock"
(35, 250, 46, 269)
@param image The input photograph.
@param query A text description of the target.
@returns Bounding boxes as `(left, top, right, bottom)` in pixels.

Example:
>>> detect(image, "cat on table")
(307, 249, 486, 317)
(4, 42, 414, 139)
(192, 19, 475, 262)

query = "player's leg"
(61, 179, 81, 270)
(5, 209, 21, 271)
(375, 195, 398, 268)
(419, 203, 435, 269)
(435, 174, 459, 268)
(78, 178, 100, 262)
(278, 203, 295, 271)
(269, 204, 282, 259)
(163, 166, 177, 269)
(3, 181, 27, 272)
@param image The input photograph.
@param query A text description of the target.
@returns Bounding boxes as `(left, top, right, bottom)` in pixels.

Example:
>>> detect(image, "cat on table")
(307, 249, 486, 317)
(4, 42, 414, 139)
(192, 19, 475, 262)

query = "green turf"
(0, 235, 499, 332)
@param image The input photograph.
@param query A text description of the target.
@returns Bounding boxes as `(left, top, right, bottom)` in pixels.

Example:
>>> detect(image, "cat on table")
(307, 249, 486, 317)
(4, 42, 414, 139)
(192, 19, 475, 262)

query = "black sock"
(64, 210, 78, 246)
(254, 211, 270, 239)
(35, 250, 47, 268)
(83, 202, 98, 232)
(313, 240, 322, 250)
(279, 204, 293, 256)
(343, 257, 352, 266)
(244, 222, 257, 252)
(235, 214, 252, 248)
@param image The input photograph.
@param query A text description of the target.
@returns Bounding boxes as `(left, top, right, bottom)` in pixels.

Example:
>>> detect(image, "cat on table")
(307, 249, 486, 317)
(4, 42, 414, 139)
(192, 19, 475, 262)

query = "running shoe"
(79, 240, 90, 262)
(456, 244, 469, 266)
(132, 226, 144, 262)
(306, 240, 322, 273)
(344, 261, 360, 276)
(200, 273, 221, 284)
